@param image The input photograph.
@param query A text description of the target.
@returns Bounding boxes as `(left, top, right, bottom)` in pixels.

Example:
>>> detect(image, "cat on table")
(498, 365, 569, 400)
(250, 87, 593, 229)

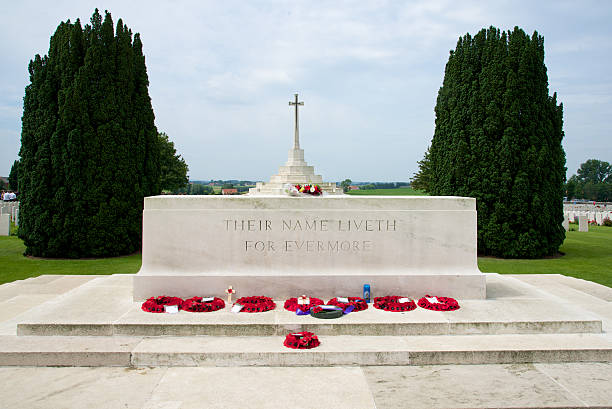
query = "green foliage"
(175, 183, 214, 195)
(346, 187, 426, 196)
(158, 132, 189, 192)
(340, 179, 352, 193)
(410, 146, 431, 192)
(8, 160, 19, 191)
(18, 10, 160, 258)
(428, 26, 566, 258)
(603, 218, 612, 227)
(221, 183, 234, 189)
(576, 159, 611, 184)
(565, 160, 611, 201)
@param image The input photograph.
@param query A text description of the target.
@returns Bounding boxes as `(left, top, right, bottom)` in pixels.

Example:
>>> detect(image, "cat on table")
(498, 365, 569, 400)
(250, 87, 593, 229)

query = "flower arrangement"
(294, 184, 322, 196)
(283, 331, 320, 349)
(417, 295, 460, 311)
(181, 296, 225, 312)
(327, 297, 368, 312)
(141, 296, 184, 313)
(234, 296, 276, 313)
(373, 296, 417, 312)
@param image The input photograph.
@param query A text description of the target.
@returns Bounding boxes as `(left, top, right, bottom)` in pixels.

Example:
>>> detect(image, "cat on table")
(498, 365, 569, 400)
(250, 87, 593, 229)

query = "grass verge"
(478, 225, 612, 288)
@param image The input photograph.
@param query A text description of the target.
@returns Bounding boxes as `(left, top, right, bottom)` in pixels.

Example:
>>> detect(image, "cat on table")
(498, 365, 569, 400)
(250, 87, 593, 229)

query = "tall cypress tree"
(18, 10, 160, 258)
(428, 26, 565, 258)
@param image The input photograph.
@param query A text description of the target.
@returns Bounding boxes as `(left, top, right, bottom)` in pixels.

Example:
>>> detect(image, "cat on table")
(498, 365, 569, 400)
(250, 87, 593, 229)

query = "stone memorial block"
(0, 214, 9, 236)
(134, 195, 486, 300)
(578, 215, 588, 232)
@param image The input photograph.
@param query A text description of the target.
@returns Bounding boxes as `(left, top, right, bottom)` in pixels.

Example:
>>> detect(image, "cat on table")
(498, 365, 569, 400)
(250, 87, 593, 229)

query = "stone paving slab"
(0, 363, 610, 408)
(512, 274, 612, 302)
(131, 333, 612, 367)
(0, 335, 142, 366)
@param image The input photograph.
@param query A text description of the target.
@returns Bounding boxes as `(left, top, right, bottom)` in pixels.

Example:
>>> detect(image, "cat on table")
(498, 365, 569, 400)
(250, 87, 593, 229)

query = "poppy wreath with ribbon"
(310, 305, 344, 319)
(327, 297, 368, 312)
(181, 297, 225, 312)
(417, 295, 460, 311)
(234, 296, 276, 313)
(283, 297, 324, 313)
(373, 296, 417, 312)
(283, 331, 321, 349)
(141, 296, 184, 313)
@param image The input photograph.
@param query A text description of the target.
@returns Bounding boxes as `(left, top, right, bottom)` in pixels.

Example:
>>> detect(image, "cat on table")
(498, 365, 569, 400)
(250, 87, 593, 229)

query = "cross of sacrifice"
(288, 93, 304, 149)
(225, 286, 235, 304)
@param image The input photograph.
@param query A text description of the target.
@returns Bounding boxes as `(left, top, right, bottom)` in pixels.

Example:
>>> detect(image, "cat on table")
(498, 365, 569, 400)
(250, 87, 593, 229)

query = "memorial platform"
(2, 273, 611, 368)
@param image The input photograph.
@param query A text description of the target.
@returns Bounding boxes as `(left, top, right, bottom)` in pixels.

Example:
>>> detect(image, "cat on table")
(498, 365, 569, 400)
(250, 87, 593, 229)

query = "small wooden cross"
(225, 286, 235, 304)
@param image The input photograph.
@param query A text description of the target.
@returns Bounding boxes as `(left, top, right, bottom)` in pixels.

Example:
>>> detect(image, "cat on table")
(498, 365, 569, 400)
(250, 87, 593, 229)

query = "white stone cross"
(289, 93, 304, 149)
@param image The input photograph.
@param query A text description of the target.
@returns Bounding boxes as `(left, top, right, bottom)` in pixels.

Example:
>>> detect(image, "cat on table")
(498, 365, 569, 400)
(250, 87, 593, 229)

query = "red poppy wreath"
(234, 296, 276, 313)
(373, 296, 417, 312)
(417, 295, 460, 311)
(327, 297, 368, 312)
(141, 296, 184, 313)
(283, 331, 321, 349)
(181, 296, 225, 312)
(283, 297, 324, 312)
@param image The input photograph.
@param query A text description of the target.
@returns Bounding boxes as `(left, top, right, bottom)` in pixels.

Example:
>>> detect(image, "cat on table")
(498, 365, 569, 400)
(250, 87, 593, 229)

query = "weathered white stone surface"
(0, 213, 9, 236)
(563, 213, 570, 230)
(134, 195, 485, 299)
(578, 214, 589, 231)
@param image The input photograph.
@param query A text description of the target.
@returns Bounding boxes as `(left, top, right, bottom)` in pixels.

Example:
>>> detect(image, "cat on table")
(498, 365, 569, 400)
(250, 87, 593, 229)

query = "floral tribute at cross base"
(141, 296, 184, 313)
(283, 331, 321, 349)
(417, 295, 460, 311)
(234, 296, 276, 313)
(295, 184, 322, 196)
(373, 296, 417, 312)
(181, 297, 225, 312)
(284, 297, 324, 313)
(327, 297, 368, 312)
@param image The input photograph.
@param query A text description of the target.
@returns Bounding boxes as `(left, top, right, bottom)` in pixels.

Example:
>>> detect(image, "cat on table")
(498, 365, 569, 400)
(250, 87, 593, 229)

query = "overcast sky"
(1, 1, 610, 182)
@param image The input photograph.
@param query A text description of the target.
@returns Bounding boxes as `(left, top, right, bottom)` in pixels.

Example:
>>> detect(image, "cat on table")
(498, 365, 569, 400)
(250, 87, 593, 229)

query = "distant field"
(346, 187, 426, 196)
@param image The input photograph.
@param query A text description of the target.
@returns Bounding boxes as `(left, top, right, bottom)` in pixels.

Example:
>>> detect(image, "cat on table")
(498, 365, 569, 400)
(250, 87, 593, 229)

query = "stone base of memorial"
(133, 195, 486, 301)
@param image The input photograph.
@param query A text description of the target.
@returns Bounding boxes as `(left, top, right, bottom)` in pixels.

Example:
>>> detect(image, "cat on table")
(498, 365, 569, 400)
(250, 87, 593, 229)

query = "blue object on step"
(363, 284, 371, 303)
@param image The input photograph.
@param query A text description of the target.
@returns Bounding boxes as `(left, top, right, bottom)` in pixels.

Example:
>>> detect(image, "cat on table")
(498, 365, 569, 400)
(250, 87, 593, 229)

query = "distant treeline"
(351, 182, 410, 190)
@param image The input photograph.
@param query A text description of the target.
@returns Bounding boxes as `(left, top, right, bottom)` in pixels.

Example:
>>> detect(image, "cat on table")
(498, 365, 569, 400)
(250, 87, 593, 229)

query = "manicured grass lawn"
(1, 225, 610, 288)
(0, 236, 141, 285)
(346, 187, 426, 196)
(478, 225, 612, 288)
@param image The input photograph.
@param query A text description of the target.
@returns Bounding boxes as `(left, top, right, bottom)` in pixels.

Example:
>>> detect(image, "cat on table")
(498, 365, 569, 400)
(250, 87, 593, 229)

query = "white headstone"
(0, 214, 9, 236)
(578, 215, 588, 232)
(562, 214, 569, 231)
(14, 208, 19, 226)
(595, 213, 603, 225)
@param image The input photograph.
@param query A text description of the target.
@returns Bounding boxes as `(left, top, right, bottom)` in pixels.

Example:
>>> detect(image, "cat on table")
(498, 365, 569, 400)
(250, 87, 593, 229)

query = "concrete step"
(1, 333, 611, 367)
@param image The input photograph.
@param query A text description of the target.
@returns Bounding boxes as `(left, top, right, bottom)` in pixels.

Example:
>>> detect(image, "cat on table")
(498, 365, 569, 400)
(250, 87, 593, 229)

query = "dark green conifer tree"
(18, 10, 160, 257)
(8, 160, 19, 191)
(428, 27, 565, 258)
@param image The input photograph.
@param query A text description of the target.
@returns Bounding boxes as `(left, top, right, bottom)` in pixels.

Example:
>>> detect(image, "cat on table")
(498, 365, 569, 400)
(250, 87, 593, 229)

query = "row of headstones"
(0, 202, 19, 236)
(563, 203, 612, 212)
(565, 210, 611, 225)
